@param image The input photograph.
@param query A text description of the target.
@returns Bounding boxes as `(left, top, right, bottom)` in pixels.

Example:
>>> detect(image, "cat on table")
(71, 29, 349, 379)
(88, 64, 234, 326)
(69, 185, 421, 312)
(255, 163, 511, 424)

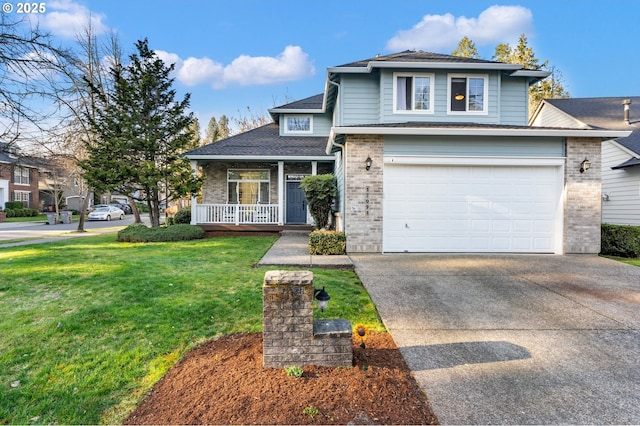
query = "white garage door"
(383, 162, 563, 253)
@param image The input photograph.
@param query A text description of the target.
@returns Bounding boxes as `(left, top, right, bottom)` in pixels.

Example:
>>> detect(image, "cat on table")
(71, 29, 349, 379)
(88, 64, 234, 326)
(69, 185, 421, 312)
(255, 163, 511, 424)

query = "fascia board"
(509, 70, 551, 78)
(185, 155, 335, 161)
(331, 126, 632, 139)
(328, 62, 522, 74)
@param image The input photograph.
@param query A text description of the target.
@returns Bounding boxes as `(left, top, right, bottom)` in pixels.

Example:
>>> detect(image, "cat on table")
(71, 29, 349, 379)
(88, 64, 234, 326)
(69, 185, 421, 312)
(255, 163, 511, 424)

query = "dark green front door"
(286, 182, 307, 223)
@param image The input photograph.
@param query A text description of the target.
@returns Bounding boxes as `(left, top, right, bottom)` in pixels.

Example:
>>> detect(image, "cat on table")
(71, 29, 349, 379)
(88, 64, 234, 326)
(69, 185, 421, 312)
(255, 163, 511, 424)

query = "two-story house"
(0, 144, 40, 210)
(185, 51, 630, 254)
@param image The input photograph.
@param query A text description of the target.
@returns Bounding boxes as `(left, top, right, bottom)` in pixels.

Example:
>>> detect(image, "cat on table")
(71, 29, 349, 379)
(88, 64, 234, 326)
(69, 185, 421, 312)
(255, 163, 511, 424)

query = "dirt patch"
(125, 332, 438, 425)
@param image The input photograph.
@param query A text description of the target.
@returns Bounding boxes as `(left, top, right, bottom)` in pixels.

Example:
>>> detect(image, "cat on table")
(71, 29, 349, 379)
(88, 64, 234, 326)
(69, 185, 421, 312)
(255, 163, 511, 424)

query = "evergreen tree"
(204, 115, 230, 144)
(452, 36, 480, 59)
(491, 34, 569, 115)
(81, 38, 202, 228)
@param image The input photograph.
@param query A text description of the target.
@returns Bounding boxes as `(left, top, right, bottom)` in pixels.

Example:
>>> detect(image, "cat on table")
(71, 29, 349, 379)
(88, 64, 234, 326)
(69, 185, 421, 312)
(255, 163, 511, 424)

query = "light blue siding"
(340, 73, 380, 125)
(384, 135, 565, 157)
(500, 77, 529, 125)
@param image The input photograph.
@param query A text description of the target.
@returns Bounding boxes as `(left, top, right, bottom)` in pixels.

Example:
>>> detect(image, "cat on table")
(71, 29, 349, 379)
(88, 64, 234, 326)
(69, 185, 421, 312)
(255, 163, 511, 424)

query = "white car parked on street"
(87, 205, 125, 221)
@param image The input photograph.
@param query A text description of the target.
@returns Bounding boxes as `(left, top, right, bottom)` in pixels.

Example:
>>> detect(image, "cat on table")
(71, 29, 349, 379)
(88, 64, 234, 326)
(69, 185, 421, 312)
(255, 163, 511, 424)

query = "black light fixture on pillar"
(580, 158, 591, 173)
(365, 156, 372, 171)
(314, 286, 331, 312)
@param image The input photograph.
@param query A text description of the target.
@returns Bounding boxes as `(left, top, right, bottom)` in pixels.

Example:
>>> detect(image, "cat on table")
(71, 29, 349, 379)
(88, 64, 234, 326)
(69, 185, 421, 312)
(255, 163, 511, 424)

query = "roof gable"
(544, 97, 640, 156)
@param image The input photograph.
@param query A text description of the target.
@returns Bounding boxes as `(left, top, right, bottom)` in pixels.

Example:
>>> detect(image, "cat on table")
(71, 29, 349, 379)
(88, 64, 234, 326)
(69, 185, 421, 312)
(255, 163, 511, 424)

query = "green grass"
(603, 255, 640, 267)
(0, 234, 382, 424)
(4, 214, 47, 223)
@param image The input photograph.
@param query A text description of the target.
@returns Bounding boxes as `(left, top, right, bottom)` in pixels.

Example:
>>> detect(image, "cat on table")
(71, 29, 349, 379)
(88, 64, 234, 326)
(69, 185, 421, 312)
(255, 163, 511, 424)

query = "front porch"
(190, 159, 335, 229)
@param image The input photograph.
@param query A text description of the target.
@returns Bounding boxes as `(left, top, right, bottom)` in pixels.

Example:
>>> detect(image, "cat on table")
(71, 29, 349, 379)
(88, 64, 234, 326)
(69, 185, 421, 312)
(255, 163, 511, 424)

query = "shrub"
(5, 208, 39, 217)
(285, 366, 304, 378)
(309, 229, 346, 255)
(601, 224, 640, 258)
(5, 201, 23, 210)
(299, 174, 336, 229)
(173, 208, 191, 224)
(117, 223, 204, 243)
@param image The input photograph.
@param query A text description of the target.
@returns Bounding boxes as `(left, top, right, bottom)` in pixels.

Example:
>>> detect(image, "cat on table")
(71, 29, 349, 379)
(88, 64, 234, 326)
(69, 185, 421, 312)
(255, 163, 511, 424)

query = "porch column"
(311, 161, 317, 175)
(190, 160, 198, 225)
(277, 161, 284, 225)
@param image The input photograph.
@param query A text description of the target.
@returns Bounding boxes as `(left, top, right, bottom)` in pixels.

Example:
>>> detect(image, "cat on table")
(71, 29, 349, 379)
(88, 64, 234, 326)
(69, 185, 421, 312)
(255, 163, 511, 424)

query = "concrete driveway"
(351, 254, 640, 424)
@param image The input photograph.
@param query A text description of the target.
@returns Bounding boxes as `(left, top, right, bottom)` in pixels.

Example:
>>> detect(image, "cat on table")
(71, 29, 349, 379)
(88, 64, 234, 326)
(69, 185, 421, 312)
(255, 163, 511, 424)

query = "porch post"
(190, 160, 198, 225)
(278, 161, 284, 225)
(311, 161, 317, 175)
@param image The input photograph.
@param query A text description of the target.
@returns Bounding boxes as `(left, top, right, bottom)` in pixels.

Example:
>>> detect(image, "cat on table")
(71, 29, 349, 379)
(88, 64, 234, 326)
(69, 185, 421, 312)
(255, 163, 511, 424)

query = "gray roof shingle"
(546, 97, 640, 156)
(335, 50, 504, 68)
(185, 123, 331, 158)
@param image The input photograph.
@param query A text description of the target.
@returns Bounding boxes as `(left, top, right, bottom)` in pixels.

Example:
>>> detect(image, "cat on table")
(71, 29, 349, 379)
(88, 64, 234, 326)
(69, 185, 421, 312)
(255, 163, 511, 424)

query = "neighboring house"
(531, 97, 640, 225)
(0, 144, 40, 210)
(186, 51, 630, 254)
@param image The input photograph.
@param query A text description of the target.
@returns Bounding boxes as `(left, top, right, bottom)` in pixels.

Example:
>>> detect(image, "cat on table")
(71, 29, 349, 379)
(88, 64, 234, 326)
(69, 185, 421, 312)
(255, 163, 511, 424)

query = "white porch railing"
(194, 203, 279, 225)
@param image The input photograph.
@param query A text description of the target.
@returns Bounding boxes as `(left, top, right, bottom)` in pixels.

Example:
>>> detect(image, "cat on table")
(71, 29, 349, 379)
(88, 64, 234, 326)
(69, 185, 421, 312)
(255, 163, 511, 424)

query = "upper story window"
(13, 166, 30, 185)
(393, 73, 434, 113)
(284, 115, 313, 134)
(448, 74, 488, 114)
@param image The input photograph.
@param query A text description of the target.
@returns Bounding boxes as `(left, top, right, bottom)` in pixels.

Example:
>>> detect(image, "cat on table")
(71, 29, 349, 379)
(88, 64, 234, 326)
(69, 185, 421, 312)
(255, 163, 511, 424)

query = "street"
(0, 215, 140, 241)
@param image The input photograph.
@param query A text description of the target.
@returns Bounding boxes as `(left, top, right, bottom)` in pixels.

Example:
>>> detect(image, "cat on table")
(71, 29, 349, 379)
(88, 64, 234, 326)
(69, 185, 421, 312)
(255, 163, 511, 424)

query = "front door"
(286, 182, 307, 223)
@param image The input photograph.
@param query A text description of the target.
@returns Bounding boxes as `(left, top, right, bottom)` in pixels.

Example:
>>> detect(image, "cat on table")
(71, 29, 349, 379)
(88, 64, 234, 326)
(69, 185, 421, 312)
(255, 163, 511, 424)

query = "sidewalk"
(257, 231, 353, 269)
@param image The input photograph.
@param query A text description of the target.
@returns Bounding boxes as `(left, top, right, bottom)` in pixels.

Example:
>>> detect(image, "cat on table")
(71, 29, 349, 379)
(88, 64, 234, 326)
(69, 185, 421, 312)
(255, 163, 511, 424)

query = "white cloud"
(157, 45, 315, 89)
(386, 5, 533, 52)
(40, 0, 109, 39)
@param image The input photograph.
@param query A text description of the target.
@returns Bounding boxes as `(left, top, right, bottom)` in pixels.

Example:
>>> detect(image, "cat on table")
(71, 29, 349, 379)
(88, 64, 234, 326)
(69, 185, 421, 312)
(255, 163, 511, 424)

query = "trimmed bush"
(601, 224, 640, 258)
(5, 201, 23, 210)
(173, 208, 191, 224)
(117, 223, 204, 243)
(299, 174, 336, 230)
(4, 208, 38, 217)
(309, 230, 346, 255)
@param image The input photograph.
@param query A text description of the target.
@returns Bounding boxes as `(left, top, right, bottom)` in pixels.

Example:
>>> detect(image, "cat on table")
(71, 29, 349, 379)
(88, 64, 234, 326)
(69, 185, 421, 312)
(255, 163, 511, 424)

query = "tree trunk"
(75, 190, 90, 232)
(128, 195, 141, 223)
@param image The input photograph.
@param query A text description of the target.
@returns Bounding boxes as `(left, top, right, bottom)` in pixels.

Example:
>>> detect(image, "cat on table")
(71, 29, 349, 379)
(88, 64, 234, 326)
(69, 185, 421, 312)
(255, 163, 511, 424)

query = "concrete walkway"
(257, 231, 353, 269)
(258, 236, 640, 424)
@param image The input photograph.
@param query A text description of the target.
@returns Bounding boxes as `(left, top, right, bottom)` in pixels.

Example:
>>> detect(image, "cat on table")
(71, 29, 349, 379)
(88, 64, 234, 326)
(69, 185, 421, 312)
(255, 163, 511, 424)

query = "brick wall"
(343, 135, 384, 252)
(564, 137, 602, 254)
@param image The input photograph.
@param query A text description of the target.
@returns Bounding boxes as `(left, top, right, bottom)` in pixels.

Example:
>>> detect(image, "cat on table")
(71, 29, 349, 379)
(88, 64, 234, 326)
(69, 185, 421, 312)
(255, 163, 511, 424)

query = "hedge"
(309, 230, 346, 255)
(4, 208, 39, 217)
(601, 224, 640, 258)
(117, 223, 204, 243)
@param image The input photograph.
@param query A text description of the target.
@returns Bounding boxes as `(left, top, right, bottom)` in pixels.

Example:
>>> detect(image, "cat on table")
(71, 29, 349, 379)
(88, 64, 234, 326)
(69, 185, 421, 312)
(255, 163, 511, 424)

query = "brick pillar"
(564, 137, 602, 254)
(344, 134, 384, 252)
(263, 270, 352, 368)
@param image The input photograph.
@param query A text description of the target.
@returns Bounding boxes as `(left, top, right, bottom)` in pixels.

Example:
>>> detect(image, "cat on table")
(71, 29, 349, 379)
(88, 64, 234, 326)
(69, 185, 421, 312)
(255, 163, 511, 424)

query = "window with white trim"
(284, 115, 312, 134)
(13, 190, 30, 207)
(393, 73, 434, 113)
(13, 166, 30, 185)
(448, 74, 488, 114)
(227, 170, 270, 204)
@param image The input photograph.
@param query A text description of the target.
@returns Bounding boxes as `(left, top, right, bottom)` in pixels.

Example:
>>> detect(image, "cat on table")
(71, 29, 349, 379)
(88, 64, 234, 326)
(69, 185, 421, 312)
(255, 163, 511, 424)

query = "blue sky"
(18, 0, 640, 131)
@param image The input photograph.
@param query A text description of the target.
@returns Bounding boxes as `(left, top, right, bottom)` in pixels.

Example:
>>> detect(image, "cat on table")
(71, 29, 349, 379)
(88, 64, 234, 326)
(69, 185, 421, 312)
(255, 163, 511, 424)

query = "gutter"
(330, 125, 632, 140)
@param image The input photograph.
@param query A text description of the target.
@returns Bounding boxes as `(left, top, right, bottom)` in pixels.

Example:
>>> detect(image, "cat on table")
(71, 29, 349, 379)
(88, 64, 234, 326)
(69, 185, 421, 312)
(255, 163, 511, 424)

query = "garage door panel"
(383, 163, 561, 253)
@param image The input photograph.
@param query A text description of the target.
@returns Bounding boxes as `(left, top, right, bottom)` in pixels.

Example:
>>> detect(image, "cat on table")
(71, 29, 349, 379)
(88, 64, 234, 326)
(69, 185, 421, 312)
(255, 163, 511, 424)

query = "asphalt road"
(0, 214, 139, 241)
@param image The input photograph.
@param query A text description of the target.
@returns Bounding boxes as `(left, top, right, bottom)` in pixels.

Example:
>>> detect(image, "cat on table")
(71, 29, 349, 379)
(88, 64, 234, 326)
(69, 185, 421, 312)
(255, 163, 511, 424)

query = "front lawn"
(0, 234, 382, 424)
